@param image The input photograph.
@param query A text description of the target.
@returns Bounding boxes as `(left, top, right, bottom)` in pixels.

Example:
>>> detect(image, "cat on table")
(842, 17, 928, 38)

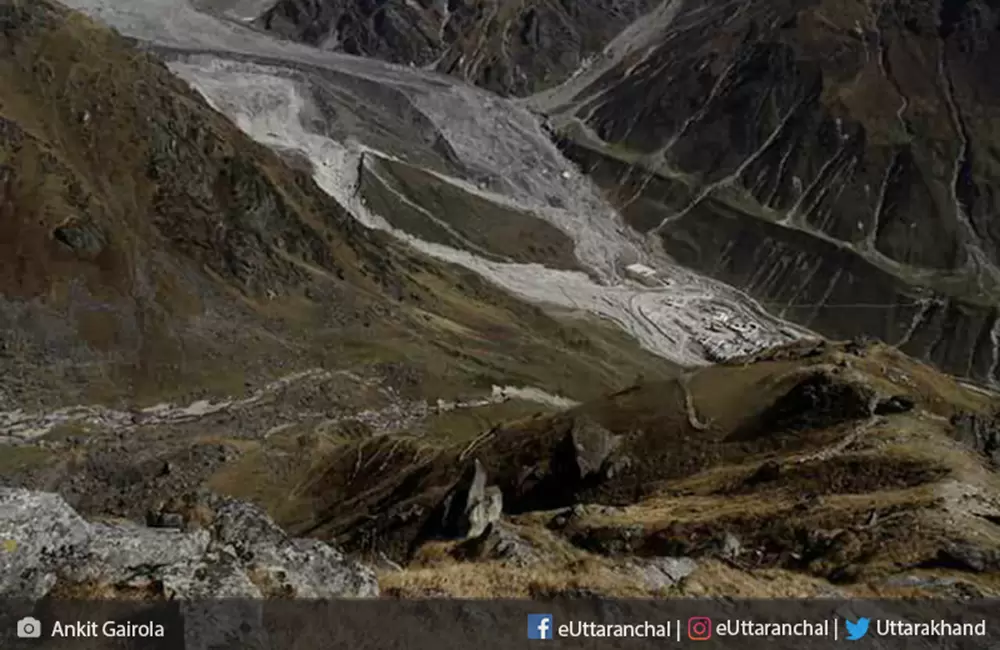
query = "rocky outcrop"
(743, 370, 876, 437)
(212, 499, 380, 598)
(560, 416, 623, 481)
(929, 542, 1000, 574)
(69, 522, 212, 585)
(950, 412, 1000, 467)
(453, 521, 540, 567)
(0, 488, 378, 600)
(429, 459, 503, 541)
(0, 490, 91, 599)
(629, 557, 698, 592)
(51, 219, 107, 259)
(493, 415, 629, 515)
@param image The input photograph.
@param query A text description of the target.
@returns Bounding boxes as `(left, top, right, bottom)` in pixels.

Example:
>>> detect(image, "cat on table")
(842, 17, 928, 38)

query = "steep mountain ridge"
(532, 0, 1000, 387)
(0, 0, 675, 414)
(251, 0, 1000, 389)
(254, 0, 659, 96)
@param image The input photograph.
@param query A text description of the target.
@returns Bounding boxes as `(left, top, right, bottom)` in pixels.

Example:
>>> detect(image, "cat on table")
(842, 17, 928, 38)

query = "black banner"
(1, 599, 997, 649)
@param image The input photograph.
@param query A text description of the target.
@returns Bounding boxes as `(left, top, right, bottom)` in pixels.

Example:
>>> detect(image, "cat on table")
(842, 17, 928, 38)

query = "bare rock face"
(0, 487, 379, 600)
(749, 371, 876, 435)
(456, 521, 540, 567)
(629, 556, 698, 592)
(255, 0, 659, 96)
(431, 458, 503, 541)
(68, 522, 212, 585)
(0, 489, 91, 599)
(159, 552, 263, 599)
(213, 498, 292, 559)
(933, 542, 1000, 574)
(51, 220, 107, 259)
(563, 416, 622, 480)
(470, 486, 504, 540)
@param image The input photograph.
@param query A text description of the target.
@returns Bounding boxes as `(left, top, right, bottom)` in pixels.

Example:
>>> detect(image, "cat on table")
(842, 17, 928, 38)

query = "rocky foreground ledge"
(0, 487, 378, 600)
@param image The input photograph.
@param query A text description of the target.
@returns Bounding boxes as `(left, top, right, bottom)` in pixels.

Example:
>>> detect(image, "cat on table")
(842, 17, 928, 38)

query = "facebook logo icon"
(528, 614, 554, 640)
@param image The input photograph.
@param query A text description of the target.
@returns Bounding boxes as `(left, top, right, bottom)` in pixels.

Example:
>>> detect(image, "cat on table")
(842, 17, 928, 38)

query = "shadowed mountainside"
(253, 0, 658, 96)
(534, 0, 1000, 387)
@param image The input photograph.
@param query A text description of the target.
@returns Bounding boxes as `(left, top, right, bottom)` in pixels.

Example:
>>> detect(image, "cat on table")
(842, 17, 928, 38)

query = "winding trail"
(0, 368, 577, 443)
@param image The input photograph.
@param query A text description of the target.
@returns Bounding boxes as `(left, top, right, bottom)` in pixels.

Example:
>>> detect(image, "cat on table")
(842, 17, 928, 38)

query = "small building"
(625, 263, 659, 286)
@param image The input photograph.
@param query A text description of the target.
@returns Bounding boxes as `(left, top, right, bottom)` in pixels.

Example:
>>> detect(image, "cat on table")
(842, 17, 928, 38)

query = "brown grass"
(380, 556, 658, 599)
(0, 0, 678, 412)
(0, 446, 54, 473)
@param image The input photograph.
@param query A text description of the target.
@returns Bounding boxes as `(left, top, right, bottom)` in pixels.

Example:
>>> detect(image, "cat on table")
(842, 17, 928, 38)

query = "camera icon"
(17, 616, 42, 639)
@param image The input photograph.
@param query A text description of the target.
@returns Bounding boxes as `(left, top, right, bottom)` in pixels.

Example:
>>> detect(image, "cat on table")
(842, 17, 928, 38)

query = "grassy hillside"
(0, 0, 675, 414)
(200, 339, 1000, 598)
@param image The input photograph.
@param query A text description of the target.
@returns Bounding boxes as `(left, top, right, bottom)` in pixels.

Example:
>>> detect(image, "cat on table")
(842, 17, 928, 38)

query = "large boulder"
(430, 459, 503, 541)
(0, 487, 379, 600)
(0, 489, 91, 599)
(559, 416, 623, 481)
(211, 499, 379, 598)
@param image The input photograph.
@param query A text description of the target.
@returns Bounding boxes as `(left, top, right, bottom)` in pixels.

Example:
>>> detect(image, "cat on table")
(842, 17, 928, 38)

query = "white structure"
(625, 263, 659, 286)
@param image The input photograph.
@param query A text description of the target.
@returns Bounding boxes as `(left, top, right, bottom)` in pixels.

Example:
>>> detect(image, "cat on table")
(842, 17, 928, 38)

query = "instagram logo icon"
(688, 617, 713, 641)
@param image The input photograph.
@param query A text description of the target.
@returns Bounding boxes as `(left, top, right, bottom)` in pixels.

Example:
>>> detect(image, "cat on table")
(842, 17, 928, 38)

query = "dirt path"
(0, 368, 577, 443)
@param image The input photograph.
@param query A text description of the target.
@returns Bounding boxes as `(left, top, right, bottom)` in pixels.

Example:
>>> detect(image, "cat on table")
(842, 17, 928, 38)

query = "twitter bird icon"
(845, 617, 870, 640)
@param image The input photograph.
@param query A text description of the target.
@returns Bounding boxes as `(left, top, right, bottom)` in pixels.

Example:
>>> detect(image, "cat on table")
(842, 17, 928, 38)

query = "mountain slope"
(165, 339, 1000, 598)
(51, 0, 811, 370)
(3, 0, 1000, 606)
(253, 0, 659, 96)
(0, 0, 675, 416)
(533, 0, 1000, 387)
(249, 0, 1000, 389)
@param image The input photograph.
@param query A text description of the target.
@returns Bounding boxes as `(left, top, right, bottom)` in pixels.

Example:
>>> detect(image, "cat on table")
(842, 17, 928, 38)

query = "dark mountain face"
(537, 0, 1000, 386)
(255, 0, 658, 96)
(248, 0, 1000, 387)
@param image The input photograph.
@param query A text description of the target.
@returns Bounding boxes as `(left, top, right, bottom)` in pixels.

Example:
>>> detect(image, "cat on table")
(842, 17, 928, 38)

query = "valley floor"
(60, 0, 811, 370)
